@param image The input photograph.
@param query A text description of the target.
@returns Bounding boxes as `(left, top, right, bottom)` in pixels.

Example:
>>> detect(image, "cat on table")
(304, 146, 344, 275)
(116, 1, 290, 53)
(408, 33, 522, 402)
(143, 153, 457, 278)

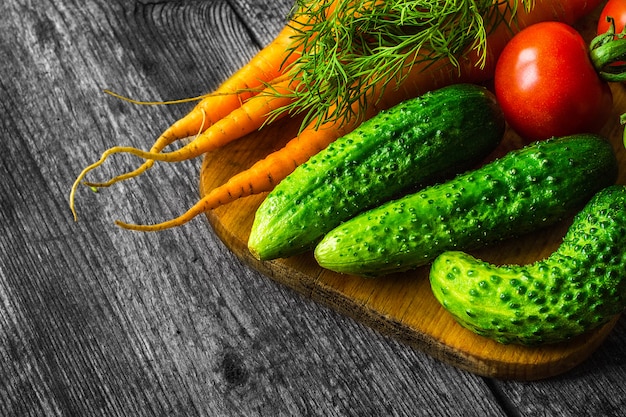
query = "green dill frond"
(274, 0, 534, 130)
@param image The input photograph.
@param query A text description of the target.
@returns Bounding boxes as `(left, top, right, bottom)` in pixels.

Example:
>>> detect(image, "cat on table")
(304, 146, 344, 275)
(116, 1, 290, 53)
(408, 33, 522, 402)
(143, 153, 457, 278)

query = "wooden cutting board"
(199, 15, 626, 381)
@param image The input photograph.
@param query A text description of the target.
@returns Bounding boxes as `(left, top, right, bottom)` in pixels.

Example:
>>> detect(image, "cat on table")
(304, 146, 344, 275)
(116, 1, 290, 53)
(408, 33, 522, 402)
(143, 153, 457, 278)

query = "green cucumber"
(314, 134, 618, 277)
(248, 84, 505, 260)
(429, 185, 626, 345)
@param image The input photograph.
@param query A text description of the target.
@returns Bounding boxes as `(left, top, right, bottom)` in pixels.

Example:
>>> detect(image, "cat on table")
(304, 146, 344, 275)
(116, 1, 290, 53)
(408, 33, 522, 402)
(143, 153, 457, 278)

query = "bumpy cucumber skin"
(314, 135, 618, 277)
(248, 84, 505, 260)
(429, 185, 626, 346)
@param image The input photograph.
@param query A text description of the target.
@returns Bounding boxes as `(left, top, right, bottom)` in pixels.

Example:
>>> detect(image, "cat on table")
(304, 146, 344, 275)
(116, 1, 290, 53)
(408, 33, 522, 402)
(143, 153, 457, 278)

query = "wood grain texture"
(0, 0, 625, 415)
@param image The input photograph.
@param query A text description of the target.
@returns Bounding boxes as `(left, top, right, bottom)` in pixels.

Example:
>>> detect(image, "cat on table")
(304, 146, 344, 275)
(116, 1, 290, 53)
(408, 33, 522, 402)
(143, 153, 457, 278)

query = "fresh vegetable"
(248, 84, 505, 261)
(314, 134, 618, 277)
(113, 111, 354, 231)
(70, 0, 604, 230)
(429, 185, 626, 346)
(68, 21, 304, 219)
(79, 22, 299, 189)
(494, 22, 613, 143)
(598, 0, 626, 35)
(280, 0, 597, 129)
(70, 78, 298, 201)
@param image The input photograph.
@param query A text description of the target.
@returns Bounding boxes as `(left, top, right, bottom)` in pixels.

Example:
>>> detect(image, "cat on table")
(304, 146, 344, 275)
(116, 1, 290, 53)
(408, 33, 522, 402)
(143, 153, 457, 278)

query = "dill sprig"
(276, 0, 534, 129)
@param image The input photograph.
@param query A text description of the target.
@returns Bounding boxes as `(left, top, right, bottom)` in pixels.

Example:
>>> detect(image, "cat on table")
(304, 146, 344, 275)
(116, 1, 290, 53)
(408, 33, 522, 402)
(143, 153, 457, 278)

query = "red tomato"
(597, 0, 626, 35)
(494, 22, 613, 142)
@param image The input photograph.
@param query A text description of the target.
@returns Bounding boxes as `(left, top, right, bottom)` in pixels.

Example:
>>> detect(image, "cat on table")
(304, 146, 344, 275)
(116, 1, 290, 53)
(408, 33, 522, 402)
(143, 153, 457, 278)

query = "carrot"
(78, 77, 295, 169)
(115, 118, 351, 231)
(172, 23, 303, 135)
(70, 77, 298, 220)
(69, 23, 305, 220)
(110, 23, 303, 184)
(112, 0, 603, 232)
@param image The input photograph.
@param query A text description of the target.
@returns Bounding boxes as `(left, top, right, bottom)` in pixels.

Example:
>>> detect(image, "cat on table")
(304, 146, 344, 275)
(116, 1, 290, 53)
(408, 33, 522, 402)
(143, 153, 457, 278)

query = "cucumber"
(248, 84, 505, 260)
(429, 185, 626, 345)
(314, 134, 618, 277)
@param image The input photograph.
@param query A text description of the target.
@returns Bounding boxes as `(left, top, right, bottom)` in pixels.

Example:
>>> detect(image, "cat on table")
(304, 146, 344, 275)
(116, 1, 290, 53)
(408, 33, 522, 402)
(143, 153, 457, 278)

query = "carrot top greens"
(276, 0, 534, 129)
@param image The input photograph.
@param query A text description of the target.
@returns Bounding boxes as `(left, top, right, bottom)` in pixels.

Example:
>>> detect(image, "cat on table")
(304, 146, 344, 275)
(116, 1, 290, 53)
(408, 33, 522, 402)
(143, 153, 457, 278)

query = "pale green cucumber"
(429, 185, 626, 345)
(248, 84, 505, 260)
(314, 134, 618, 277)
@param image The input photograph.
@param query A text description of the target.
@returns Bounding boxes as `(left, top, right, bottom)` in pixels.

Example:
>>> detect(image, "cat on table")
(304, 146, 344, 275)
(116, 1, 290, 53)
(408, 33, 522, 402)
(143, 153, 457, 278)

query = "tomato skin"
(494, 22, 613, 143)
(597, 0, 626, 35)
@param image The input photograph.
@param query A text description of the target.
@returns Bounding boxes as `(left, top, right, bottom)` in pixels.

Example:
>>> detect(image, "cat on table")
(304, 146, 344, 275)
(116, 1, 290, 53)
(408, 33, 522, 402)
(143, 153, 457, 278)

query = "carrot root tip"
(114, 217, 189, 232)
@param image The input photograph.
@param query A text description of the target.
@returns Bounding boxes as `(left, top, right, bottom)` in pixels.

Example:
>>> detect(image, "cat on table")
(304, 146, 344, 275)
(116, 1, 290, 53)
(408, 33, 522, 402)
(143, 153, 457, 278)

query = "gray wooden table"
(1, 0, 625, 415)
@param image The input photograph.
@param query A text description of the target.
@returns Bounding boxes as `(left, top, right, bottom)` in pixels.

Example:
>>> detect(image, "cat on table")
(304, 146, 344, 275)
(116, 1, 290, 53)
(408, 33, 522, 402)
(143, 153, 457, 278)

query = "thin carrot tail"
(85, 20, 303, 188)
(70, 81, 298, 221)
(88, 73, 297, 189)
(84, 118, 199, 189)
(115, 167, 260, 231)
(115, 120, 346, 232)
(83, 158, 154, 189)
(86, 80, 297, 170)
(115, 196, 213, 231)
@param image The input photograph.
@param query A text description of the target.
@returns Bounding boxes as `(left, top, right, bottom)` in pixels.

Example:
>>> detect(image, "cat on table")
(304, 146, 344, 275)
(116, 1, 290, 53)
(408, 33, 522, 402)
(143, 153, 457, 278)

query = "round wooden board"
(198, 81, 626, 380)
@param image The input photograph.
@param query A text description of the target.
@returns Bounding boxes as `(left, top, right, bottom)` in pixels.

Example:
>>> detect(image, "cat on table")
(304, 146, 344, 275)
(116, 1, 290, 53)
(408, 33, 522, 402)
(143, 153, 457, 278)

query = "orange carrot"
(113, 0, 602, 232)
(70, 77, 299, 219)
(70, 70, 300, 220)
(69, 21, 304, 215)
(143, 23, 303, 143)
(75, 78, 296, 172)
(115, 118, 350, 231)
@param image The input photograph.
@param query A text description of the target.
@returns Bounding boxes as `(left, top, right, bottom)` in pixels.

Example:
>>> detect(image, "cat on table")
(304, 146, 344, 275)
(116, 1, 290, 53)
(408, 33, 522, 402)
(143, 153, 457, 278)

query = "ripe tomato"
(597, 0, 626, 35)
(494, 22, 613, 142)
